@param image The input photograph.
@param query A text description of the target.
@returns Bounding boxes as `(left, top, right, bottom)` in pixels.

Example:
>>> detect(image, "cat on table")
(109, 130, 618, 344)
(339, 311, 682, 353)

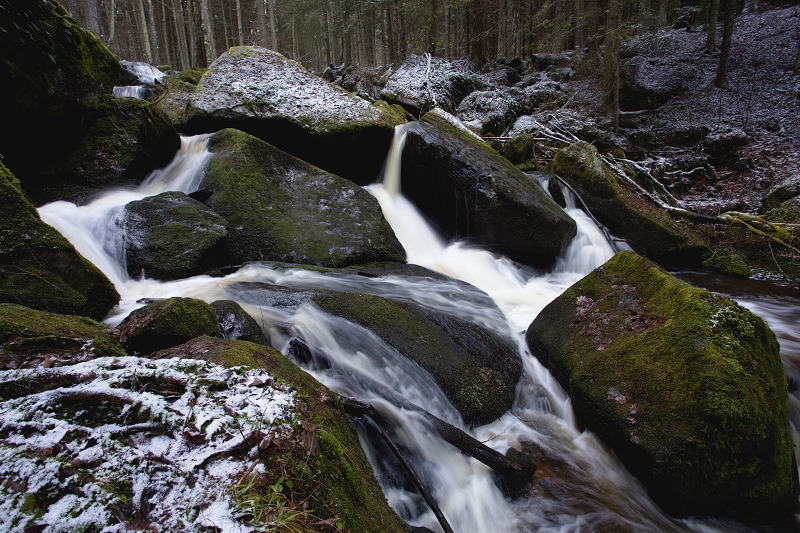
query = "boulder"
(116, 297, 220, 354)
(200, 128, 405, 267)
(124, 191, 228, 280)
(184, 47, 404, 184)
(151, 338, 409, 533)
(0, 0, 135, 201)
(211, 299, 270, 345)
(457, 82, 566, 136)
(0, 303, 126, 371)
(380, 55, 488, 116)
(526, 251, 798, 517)
(400, 109, 577, 267)
(0, 162, 119, 320)
(312, 291, 521, 427)
(23, 96, 181, 204)
(156, 67, 206, 126)
(0, 344, 408, 532)
(550, 142, 703, 262)
(763, 174, 800, 211)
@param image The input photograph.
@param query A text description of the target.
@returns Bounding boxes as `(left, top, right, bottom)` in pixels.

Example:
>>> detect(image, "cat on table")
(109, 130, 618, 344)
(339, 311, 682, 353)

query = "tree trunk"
(268, 0, 278, 51)
(794, 26, 800, 74)
(107, 0, 116, 46)
(221, 1, 231, 50)
(604, 0, 622, 132)
(160, 0, 172, 68)
(715, 0, 741, 87)
(146, 0, 161, 63)
(199, 0, 217, 65)
(235, 0, 244, 46)
(707, 0, 721, 52)
(83, 0, 102, 36)
(171, 0, 190, 69)
(255, 0, 267, 47)
(136, 0, 153, 61)
(185, 0, 198, 66)
(470, 0, 486, 69)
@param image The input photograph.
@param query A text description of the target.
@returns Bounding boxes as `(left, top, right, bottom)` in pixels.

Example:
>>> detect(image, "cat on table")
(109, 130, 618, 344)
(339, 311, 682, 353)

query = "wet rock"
(401, 109, 576, 268)
(762, 174, 800, 210)
(526, 251, 799, 518)
(380, 54, 488, 116)
(0, 303, 126, 372)
(124, 191, 228, 281)
(211, 300, 270, 346)
(0, 162, 119, 319)
(550, 141, 703, 262)
(116, 297, 220, 354)
(313, 290, 522, 427)
(184, 47, 404, 185)
(201, 128, 405, 267)
(0, 0, 123, 196)
(702, 127, 749, 162)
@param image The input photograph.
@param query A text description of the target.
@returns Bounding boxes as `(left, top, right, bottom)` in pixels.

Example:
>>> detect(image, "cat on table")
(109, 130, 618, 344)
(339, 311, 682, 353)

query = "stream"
(37, 129, 800, 532)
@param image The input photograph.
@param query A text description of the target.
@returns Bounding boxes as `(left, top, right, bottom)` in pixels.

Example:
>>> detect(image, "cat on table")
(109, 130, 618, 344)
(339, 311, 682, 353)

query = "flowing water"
(36, 128, 799, 532)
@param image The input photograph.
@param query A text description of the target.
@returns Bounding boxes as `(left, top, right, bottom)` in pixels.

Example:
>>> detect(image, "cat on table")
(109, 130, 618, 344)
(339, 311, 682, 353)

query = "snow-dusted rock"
(185, 47, 405, 184)
(380, 54, 488, 116)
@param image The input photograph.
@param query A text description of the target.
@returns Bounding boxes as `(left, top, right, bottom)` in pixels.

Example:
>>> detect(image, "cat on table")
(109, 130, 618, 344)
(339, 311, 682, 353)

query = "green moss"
(527, 251, 798, 517)
(500, 133, 536, 165)
(0, 162, 119, 319)
(100, 479, 133, 505)
(157, 337, 408, 533)
(312, 290, 521, 426)
(202, 128, 404, 267)
(118, 297, 220, 354)
(702, 249, 751, 277)
(550, 142, 704, 261)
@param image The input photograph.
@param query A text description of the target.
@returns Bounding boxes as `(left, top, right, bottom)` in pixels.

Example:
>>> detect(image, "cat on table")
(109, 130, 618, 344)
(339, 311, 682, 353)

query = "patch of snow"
(0, 356, 295, 532)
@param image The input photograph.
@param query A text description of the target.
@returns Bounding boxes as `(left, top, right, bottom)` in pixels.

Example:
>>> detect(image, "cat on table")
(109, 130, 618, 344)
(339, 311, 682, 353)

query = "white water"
(36, 129, 729, 533)
(112, 85, 146, 99)
(121, 60, 165, 84)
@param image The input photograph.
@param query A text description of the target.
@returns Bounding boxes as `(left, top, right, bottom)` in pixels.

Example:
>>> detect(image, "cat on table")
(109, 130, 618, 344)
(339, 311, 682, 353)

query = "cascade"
(37, 130, 738, 533)
(121, 60, 165, 84)
(112, 86, 147, 99)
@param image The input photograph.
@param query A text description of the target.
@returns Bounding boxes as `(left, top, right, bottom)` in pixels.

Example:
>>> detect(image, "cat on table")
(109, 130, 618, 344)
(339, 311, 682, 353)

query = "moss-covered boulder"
(152, 338, 409, 532)
(0, 0, 147, 202)
(211, 299, 270, 346)
(0, 162, 119, 319)
(156, 67, 206, 126)
(184, 47, 405, 184)
(313, 291, 521, 426)
(200, 128, 405, 267)
(0, 303, 126, 370)
(21, 96, 180, 205)
(400, 109, 576, 267)
(116, 297, 220, 354)
(701, 249, 751, 278)
(526, 251, 798, 517)
(550, 142, 703, 262)
(124, 191, 228, 280)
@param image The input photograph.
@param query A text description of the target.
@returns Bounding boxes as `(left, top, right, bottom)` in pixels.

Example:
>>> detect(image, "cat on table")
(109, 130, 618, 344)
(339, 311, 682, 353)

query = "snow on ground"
(0, 357, 295, 533)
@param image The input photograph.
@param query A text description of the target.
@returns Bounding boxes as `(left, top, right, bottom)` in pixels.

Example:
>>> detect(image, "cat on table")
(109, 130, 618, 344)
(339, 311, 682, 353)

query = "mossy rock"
(550, 142, 704, 263)
(0, 162, 119, 319)
(762, 175, 800, 212)
(702, 249, 751, 278)
(400, 109, 577, 268)
(313, 290, 521, 426)
(184, 47, 405, 184)
(201, 128, 405, 267)
(154, 337, 409, 533)
(24, 96, 180, 205)
(0, 0, 128, 200)
(0, 303, 126, 371)
(500, 133, 537, 165)
(526, 251, 798, 517)
(157, 68, 204, 126)
(211, 299, 270, 345)
(124, 191, 228, 280)
(116, 297, 220, 354)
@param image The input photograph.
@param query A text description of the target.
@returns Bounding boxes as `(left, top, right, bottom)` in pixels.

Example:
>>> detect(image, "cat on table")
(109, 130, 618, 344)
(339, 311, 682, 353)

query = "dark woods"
(57, 0, 799, 74)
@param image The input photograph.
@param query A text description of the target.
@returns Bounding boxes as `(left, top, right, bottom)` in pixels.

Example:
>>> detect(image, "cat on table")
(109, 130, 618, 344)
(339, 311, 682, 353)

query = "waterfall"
(113, 86, 147, 99)
(121, 60, 165, 84)
(35, 128, 728, 533)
